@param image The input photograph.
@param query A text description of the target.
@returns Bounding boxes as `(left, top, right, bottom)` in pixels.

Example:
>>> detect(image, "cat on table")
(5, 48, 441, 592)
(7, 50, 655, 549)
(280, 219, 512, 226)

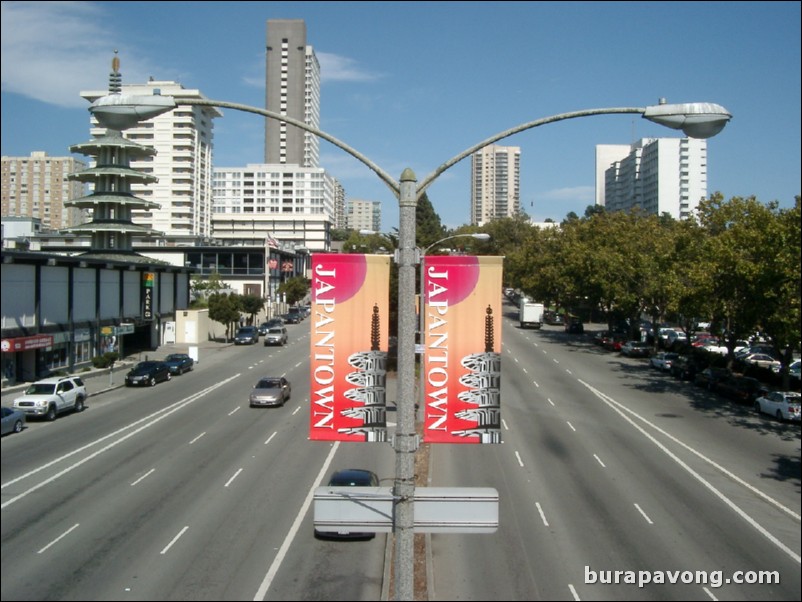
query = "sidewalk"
(1, 338, 235, 403)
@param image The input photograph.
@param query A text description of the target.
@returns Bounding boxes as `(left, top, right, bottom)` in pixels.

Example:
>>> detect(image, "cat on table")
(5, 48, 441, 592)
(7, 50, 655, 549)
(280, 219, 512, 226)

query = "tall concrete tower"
(265, 19, 321, 167)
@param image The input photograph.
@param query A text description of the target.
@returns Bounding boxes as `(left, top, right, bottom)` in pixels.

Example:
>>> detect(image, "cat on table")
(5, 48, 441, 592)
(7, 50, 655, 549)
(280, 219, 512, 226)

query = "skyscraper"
(470, 145, 520, 227)
(265, 19, 321, 167)
(600, 137, 708, 219)
(1, 152, 87, 230)
(81, 81, 221, 239)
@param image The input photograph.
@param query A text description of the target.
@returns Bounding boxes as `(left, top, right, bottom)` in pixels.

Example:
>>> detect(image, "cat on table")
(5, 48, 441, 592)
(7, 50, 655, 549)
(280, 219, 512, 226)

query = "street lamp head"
(642, 101, 732, 139)
(472, 233, 491, 242)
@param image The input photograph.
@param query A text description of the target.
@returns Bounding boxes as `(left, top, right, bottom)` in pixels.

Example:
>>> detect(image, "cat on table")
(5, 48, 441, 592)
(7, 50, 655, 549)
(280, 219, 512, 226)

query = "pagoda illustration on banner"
(454, 305, 502, 443)
(339, 304, 388, 442)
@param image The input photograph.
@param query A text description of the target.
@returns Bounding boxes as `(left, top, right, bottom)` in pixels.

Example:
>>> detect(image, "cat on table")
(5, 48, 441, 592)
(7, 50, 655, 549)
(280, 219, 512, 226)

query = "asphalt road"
(1, 324, 393, 601)
(427, 303, 801, 601)
(2, 306, 799, 601)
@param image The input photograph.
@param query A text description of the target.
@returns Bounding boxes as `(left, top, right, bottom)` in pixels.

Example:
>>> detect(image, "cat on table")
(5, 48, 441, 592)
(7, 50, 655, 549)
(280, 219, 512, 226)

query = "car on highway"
(754, 391, 801, 422)
(234, 326, 260, 345)
(263, 326, 288, 346)
(650, 352, 678, 371)
(314, 468, 380, 539)
(1, 406, 26, 435)
(125, 361, 172, 387)
(12, 376, 87, 421)
(249, 376, 291, 407)
(163, 353, 194, 375)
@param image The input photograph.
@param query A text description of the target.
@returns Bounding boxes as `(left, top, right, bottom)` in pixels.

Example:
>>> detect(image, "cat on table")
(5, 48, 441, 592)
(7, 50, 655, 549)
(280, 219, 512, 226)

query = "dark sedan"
(125, 361, 172, 387)
(314, 469, 380, 539)
(163, 353, 194, 375)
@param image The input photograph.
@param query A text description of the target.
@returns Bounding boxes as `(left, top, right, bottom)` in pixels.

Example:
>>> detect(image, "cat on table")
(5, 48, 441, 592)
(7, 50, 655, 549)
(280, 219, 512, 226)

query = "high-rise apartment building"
(265, 19, 321, 167)
(470, 145, 520, 227)
(1, 152, 87, 230)
(80, 81, 221, 239)
(346, 199, 382, 233)
(600, 138, 707, 219)
(212, 164, 337, 252)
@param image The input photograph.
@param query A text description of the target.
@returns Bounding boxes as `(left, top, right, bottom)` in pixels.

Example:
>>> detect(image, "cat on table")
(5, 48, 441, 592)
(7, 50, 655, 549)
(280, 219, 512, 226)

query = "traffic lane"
(1, 331, 393, 601)
(1, 340, 314, 599)
(429, 321, 799, 600)
(508, 321, 800, 563)
(505, 319, 800, 520)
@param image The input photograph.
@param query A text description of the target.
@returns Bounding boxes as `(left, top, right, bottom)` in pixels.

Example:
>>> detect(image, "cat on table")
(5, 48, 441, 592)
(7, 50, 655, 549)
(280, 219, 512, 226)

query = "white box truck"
(519, 301, 544, 329)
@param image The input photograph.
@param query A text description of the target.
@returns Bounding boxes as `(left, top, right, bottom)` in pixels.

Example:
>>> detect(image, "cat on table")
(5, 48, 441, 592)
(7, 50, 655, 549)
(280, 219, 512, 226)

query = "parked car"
(1, 406, 26, 435)
(754, 391, 801, 422)
(234, 326, 260, 345)
(125, 361, 171, 387)
(669, 355, 703, 381)
(163, 353, 194, 375)
(694, 367, 730, 390)
(714, 375, 767, 404)
(650, 352, 678, 371)
(741, 353, 781, 370)
(12, 376, 87, 421)
(564, 316, 584, 334)
(621, 341, 651, 358)
(543, 310, 564, 325)
(249, 376, 291, 407)
(263, 326, 288, 346)
(314, 468, 381, 539)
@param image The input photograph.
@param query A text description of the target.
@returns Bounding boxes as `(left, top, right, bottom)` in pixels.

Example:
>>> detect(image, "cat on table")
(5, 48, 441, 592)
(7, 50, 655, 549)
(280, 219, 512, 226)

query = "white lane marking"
(189, 432, 206, 445)
(37, 523, 79, 554)
(252, 442, 341, 600)
(1, 376, 240, 509)
(292, 406, 301, 416)
(593, 454, 606, 468)
(228, 406, 241, 416)
(566, 421, 576, 432)
(225, 468, 243, 488)
(547, 398, 554, 406)
(264, 432, 277, 445)
(533, 380, 540, 387)
(130, 468, 155, 487)
(703, 586, 719, 600)
(568, 583, 581, 600)
(579, 379, 801, 564)
(634, 503, 653, 524)
(160, 526, 189, 555)
(535, 502, 549, 527)
(501, 418, 510, 430)
(515, 451, 525, 467)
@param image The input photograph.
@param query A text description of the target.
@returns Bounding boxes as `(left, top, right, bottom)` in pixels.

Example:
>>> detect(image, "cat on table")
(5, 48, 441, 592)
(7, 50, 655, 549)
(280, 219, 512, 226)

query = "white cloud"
(0, 2, 171, 108)
(317, 52, 381, 83)
(538, 186, 594, 203)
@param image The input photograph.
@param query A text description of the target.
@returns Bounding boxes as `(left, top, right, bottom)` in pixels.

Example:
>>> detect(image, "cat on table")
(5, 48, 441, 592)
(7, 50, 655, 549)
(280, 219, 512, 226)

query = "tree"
(207, 293, 241, 341)
(416, 192, 447, 248)
(278, 276, 310, 306)
(240, 294, 265, 324)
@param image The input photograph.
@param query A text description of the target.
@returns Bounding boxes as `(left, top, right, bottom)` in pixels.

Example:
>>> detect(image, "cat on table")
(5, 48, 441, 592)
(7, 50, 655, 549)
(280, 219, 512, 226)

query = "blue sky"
(1, 1, 800, 230)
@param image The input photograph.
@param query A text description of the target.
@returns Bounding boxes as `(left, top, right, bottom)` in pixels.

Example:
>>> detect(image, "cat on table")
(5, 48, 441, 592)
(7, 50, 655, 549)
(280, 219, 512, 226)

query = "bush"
(92, 351, 119, 369)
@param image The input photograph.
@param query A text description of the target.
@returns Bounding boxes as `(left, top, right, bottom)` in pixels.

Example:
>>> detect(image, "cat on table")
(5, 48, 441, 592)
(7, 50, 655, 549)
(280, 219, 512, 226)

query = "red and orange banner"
(423, 256, 504, 443)
(309, 254, 390, 442)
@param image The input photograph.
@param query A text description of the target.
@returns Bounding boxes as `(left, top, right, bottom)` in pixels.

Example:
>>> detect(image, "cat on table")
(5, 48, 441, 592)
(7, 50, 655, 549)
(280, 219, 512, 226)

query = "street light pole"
(165, 96, 731, 601)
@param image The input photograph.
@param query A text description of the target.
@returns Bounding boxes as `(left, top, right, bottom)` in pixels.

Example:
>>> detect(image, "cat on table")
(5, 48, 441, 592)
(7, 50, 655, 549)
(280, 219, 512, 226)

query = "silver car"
(1, 406, 26, 435)
(249, 377, 291, 407)
(263, 326, 288, 346)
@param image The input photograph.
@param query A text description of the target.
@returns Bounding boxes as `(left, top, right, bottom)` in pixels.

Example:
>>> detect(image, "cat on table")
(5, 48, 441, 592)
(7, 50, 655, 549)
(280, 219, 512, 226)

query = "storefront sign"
(1, 335, 54, 352)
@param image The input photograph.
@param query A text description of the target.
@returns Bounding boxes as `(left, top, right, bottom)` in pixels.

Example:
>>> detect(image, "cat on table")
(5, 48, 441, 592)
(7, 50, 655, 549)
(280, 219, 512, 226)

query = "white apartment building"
(471, 145, 520, 227)
(265, 19, 321, 167)
(212, 164, 337, 252)
(600, 138, 708, 219)
(1, 152, 87, 230)
(346, 199, 382, 233)
(80, 81, 221, 238)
